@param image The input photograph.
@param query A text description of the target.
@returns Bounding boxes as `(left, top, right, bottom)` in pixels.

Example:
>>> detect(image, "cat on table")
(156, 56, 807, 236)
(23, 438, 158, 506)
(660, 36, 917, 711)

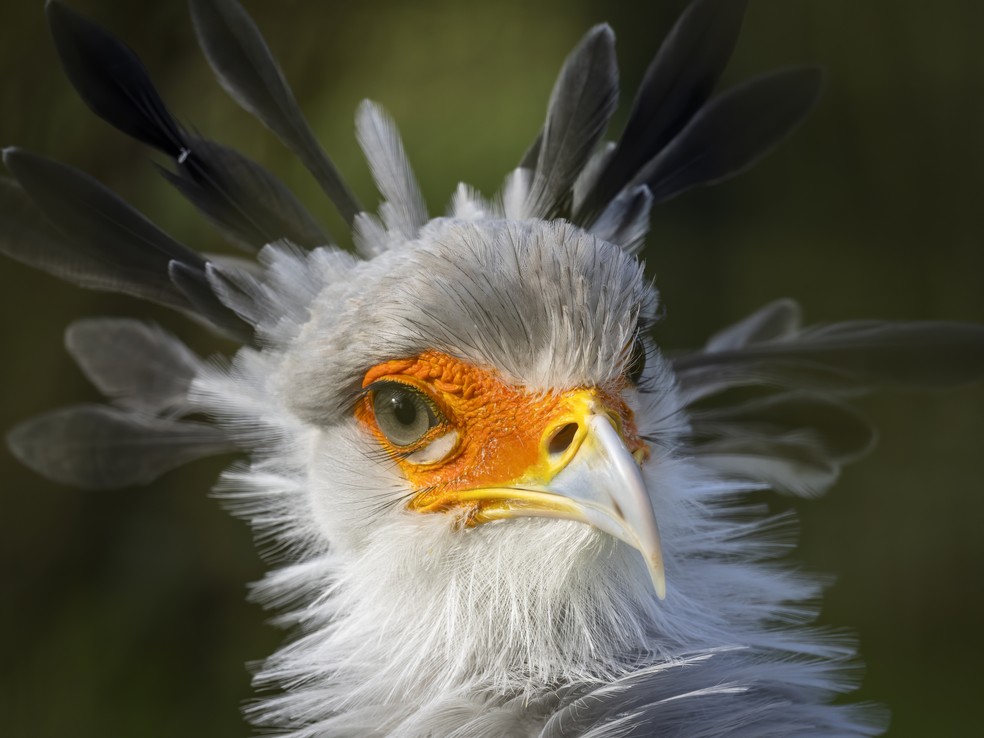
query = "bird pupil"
(391, 394, 417, 426)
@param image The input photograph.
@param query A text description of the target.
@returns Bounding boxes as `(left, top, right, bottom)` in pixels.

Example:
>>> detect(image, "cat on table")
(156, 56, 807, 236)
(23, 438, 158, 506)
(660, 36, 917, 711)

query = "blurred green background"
(1, 0, 982, 735)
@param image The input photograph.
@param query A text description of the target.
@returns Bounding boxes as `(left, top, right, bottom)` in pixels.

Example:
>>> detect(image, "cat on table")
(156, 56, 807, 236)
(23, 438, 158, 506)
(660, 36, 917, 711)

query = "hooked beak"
(543, 412, 666, 599)
(412, 391, 666, 599)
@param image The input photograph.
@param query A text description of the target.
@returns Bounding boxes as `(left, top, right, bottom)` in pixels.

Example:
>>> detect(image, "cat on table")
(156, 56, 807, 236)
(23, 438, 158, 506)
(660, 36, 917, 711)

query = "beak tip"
(651, 564, 667, 600)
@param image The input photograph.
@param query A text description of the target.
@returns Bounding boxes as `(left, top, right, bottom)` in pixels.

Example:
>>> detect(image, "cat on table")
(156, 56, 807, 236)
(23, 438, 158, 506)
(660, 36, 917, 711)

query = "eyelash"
(363, 380, 447, 421)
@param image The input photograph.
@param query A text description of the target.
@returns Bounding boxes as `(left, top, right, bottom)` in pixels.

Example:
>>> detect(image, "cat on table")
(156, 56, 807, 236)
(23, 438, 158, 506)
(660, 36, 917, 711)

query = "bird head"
(283, 219, 663, 574)
(192, 219, 691, 701)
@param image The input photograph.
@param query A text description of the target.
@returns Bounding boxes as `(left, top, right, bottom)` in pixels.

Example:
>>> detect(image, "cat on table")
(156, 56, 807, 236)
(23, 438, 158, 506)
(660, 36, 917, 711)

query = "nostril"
(548, 422, 579, 456)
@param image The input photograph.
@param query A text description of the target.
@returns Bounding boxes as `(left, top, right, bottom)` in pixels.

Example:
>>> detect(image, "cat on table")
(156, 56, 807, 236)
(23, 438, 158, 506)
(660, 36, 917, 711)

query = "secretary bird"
(3, 0, 983, 735)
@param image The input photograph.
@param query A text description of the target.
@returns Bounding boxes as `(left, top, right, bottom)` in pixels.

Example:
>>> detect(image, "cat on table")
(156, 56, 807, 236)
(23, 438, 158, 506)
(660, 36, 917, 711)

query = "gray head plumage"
(3, 0, 984, 736)
(280, 219, 657, 423)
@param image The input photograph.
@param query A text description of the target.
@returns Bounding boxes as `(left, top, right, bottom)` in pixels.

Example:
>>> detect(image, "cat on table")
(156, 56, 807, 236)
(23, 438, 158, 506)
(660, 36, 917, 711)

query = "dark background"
(1, 1, 982, 735)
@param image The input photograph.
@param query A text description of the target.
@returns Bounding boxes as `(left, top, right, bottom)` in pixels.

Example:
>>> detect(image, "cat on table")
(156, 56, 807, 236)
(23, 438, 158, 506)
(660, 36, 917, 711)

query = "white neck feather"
(248, 511, 664, 734)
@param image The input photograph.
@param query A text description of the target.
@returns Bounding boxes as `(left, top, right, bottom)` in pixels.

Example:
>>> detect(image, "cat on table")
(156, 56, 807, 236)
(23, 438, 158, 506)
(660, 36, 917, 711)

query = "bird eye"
(627, 335, 647, 385)
(371, 382, 441, 447)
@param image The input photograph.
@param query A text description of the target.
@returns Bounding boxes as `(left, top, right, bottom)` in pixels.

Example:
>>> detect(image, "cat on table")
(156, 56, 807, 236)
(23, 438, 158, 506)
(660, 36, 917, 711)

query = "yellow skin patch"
(356, 350, 646, 524)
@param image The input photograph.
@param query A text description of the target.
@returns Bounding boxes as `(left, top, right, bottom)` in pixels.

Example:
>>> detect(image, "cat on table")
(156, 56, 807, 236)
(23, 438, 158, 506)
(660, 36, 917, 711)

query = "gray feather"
(6, 405, 233, 490)
(631, 68, 823, 204)
(581, 0, 748, 217)
(2, 149, 196, 309)
(3, 150, 250, 339)
(690, 392, 875, 464)
(168, 260, 254, 341)
(45, 0, 185, 157)
(541, 649, 882, 737)
(0, 175, 174, 305)
(588, 185, 653, 255)
(64, 319, 203, 416)
(694, 437, 841, 497)
(189, 0, 361, 225)
(352, 212, 389, 259)
(705, 298, 802, 353)
(205, 261, 267, 328)
(675, 320, 984, 399)
(159, 138, 330, 251)
(46, 1, 327, 252)
(526, 25, 619, 218)
(356, 101, 428, 240)
(572, 141, 615, 214)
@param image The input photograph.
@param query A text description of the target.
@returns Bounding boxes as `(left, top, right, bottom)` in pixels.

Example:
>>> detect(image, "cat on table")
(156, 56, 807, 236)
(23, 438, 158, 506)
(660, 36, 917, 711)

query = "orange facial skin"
(355, 351, 646, 523)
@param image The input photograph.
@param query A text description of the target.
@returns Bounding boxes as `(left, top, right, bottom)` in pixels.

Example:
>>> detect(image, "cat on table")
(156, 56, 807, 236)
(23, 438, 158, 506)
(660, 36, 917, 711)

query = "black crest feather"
(46, 0, 330, 251)
(189, 0, 362, 225)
